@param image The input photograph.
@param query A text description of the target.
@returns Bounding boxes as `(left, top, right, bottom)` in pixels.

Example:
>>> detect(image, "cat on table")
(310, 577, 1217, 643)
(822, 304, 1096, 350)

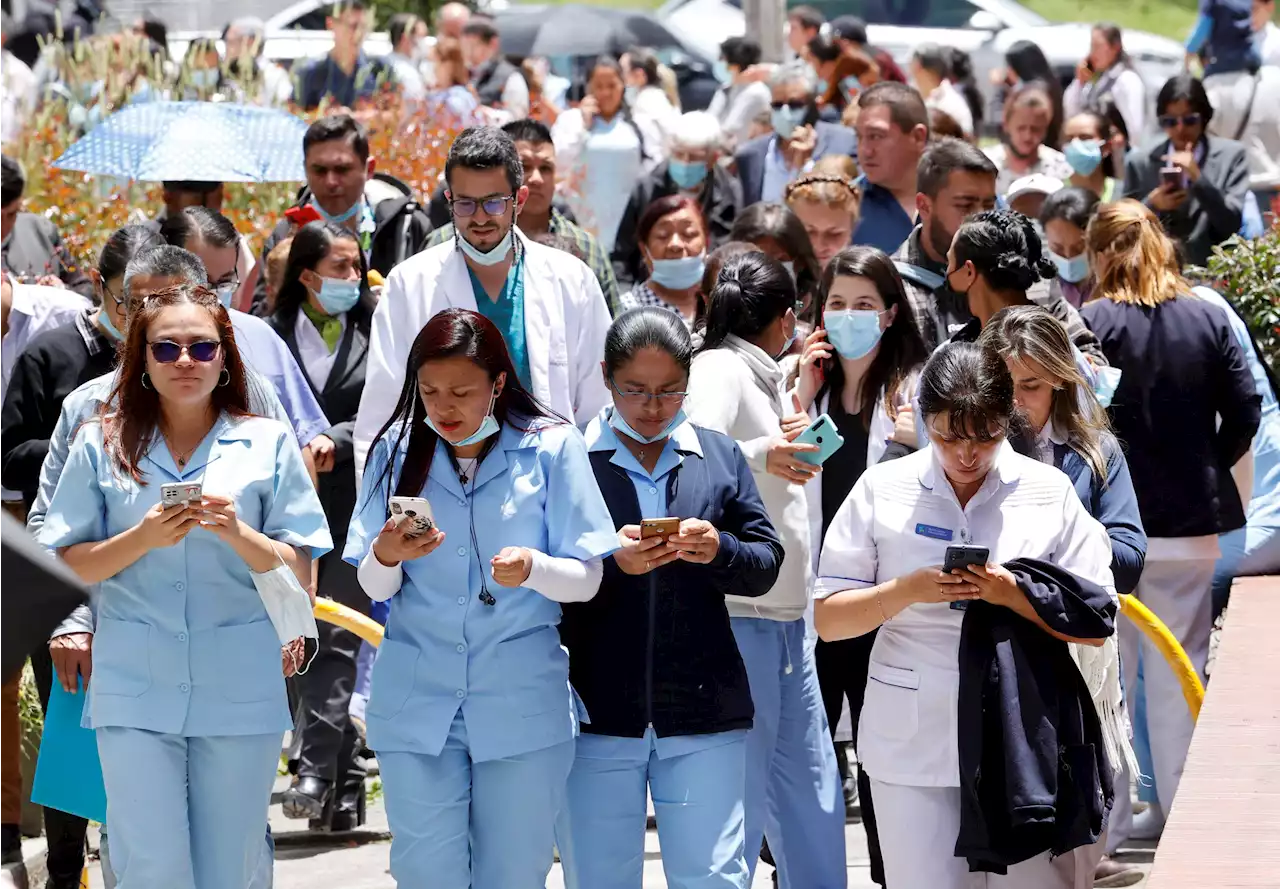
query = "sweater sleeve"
(1094, 443, 1147, 596)
(524, 552, 604, 603)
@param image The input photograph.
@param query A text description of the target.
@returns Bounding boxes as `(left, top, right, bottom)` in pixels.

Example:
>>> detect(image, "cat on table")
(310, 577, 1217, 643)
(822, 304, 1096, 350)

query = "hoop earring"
(218, 368, 230, 387)
(141, 372, 152, 390)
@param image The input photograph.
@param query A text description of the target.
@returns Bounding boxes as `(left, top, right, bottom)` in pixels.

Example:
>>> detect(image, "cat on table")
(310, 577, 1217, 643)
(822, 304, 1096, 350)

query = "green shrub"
(1191, 229, 1280, 369)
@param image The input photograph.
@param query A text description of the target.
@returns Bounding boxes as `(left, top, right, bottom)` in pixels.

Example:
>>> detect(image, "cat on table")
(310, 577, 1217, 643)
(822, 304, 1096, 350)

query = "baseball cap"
(829, 16, 868, 44)
(1005, 174, 1064, 203)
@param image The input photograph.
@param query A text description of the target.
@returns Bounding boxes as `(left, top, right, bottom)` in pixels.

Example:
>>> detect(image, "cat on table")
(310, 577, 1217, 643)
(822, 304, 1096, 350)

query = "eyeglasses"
(450, 195, 516, 218)
(770, 100, 807, 112)
(102, 282, 124, 307)
(610, 378, 687, 404)
(148, 340, 222, 363)
(214, 277, 240, 299)
(1158, 113, 1202, 129)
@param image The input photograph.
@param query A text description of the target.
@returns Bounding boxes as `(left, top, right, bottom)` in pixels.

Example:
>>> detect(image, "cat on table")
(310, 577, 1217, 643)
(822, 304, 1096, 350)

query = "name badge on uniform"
(915, 523, 954, 542)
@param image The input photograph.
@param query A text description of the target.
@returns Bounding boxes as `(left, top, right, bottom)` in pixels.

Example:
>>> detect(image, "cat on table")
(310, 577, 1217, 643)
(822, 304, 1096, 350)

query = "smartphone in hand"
(389, 497, 436, 537)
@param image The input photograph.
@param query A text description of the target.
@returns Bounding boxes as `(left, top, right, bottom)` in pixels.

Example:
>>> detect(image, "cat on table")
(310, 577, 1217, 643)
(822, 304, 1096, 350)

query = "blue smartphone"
(794, 413, 845, 466)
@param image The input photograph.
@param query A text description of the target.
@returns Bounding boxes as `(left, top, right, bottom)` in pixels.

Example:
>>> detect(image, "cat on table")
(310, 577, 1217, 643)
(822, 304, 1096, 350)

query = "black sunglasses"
(450, 194, 516, 218)
(149, 340, 222, 363)
(770, 100, 807, 112)
(1158, 113, 1202, 129)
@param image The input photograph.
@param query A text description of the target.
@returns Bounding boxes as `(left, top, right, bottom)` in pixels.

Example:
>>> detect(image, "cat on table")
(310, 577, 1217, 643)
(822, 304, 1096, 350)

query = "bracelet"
(875, 589, 888, 623)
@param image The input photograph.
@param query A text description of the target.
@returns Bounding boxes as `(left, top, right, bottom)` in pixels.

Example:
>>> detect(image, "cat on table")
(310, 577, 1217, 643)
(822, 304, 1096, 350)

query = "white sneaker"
(1130, 804, 1166, 841)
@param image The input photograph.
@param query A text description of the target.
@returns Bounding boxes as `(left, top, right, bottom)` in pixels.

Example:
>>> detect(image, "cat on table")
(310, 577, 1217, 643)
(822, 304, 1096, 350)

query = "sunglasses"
(770, 100, 807, 112)
(1158, 113, 1202, 129)
(450, 195, 516, 218)
(148, 340, 222, 363)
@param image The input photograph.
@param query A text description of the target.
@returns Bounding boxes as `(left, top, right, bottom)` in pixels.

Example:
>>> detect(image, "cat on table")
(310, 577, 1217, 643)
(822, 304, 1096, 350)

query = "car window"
(282, 9, 329, 30)
(791, 0, 981, 28)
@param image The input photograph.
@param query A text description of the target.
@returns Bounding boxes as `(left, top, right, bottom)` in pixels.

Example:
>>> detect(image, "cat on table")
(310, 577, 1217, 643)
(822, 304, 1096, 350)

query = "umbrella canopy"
(2, 514, 88, 683)
(52, 100, 309, 183)
(495, 5, 687, 58)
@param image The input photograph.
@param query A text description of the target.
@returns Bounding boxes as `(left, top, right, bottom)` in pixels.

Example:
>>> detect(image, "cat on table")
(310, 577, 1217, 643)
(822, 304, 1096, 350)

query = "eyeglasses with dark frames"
(450, 194, 517, 218)
(609, 377, 688, 405)
(148, 340, 222, 363)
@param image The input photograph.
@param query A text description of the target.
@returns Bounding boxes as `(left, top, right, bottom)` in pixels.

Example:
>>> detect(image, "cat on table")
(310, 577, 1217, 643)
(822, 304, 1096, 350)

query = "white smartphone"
(160, 482, 202, 508)
(389, 496, 436, 537)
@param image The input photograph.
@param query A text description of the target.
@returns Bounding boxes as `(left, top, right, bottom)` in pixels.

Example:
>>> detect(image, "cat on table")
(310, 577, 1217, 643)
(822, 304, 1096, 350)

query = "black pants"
(814, 631, 885, 888)
(29, 647, 88, 887)
(293, 619, 365, 793)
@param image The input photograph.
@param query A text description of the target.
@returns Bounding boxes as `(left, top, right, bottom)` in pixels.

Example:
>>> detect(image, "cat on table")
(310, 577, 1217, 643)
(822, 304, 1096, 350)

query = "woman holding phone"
(814, 341, 1123, 888)
(788, 245, 929, 886)
(684, 252, 848, 887)
(342, 308, 617, 889)
(556, 306, 784, 889)
(38, 284, 330, 889)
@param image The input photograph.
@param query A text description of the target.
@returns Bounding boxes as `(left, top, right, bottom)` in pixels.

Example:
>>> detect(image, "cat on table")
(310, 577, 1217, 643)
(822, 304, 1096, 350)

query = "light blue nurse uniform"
(38, 413, 332, 889)
(343, 419, 618, 889)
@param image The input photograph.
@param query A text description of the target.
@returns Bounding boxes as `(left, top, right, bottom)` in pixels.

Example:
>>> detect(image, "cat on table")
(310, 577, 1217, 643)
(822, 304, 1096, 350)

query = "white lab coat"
(351, 231, 613, 476)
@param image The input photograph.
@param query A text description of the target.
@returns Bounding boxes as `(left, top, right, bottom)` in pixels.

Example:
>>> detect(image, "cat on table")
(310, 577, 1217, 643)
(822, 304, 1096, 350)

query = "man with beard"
(893, 138, 1105, 362)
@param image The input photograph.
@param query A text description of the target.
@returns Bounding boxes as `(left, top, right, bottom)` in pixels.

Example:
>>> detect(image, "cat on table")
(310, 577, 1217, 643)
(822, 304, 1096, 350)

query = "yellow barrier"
(1118, 593, 1205, 721)
(312, 596, 1205, 720)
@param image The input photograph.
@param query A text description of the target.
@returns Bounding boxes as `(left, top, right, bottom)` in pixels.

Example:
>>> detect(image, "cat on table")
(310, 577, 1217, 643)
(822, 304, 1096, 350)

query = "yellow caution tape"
(1119, 593, 1205, 721)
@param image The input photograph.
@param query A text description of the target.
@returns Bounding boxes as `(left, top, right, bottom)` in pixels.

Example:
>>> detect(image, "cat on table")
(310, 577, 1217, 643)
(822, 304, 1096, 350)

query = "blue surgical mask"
(315, 276, 362, 314)
(456, 229, 514, 266)
(839, 76, 861, 99)
(649, 253, 706, 290)
(1049, 250, 1090, 284)
(771, 104, 808, 140)
(312, 196, 362, 225)
(1064, 138, 1104, 177)
(714, 60, 732, 84)
(97, 307, 124, 342)
(668, 158, 709, 190)
(624, 85, 638, 106)
(425, 389, 501, 447)
(189, 68, 219, 91)
(816, 78, 829, 95)
(215, 281, 236, 309)
(824, 309, 886, 360)
(608, 405, 688, 445)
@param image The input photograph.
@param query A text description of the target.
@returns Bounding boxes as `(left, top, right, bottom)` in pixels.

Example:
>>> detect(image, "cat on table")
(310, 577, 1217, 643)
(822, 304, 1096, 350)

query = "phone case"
(390, 498, 435, 536)
(794, 414, 846, 466)
(942, 546, 990, 572)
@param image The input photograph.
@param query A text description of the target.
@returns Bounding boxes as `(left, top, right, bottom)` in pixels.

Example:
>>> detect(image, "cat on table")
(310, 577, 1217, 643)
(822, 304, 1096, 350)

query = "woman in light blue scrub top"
(38, 285, 331, 889)
(555, 307, 785, 889)
(342, 308, 618, 889)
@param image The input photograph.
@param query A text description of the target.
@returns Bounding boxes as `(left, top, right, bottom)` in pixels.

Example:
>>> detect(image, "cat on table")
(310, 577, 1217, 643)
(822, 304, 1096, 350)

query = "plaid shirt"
(426, 211, 620, 318)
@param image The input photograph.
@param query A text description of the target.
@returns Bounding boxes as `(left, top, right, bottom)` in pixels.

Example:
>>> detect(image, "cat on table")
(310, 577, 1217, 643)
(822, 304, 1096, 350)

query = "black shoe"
(1, 824, 20, 865)
(281, 775, 331, 821)
(313, 779, 367, 833)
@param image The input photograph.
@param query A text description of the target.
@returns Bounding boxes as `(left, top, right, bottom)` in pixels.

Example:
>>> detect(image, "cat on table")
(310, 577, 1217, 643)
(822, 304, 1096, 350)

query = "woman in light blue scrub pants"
(38, 285, 331, 889)
(343, 308, 618, 889)
(556, 307, 785, 889)
(685, 253, 848, 887)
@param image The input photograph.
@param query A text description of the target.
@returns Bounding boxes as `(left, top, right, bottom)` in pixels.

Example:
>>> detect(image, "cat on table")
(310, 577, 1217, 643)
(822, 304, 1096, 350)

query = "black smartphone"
(943, 545, 990, 573)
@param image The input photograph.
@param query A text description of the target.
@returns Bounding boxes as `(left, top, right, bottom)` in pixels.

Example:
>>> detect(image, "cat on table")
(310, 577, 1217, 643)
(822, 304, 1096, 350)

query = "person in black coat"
(556, 307, 784, 889)
(1, 156, 93, 297)
(266, 221, 373, 832)
(1122, 74, 1250, 267)
(1081, 199, 1260, 846)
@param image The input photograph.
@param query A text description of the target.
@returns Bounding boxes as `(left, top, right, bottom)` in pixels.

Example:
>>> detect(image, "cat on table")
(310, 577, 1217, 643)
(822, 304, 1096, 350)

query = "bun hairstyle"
(952, 208, 1057, 294)
(700, 252, 796, 354)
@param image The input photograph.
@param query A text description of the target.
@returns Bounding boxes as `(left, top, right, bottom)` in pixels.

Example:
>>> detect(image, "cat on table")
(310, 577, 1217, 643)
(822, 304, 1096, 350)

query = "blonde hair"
(784, 171, 861, 218)
(1087, 199, 1189, 307)
(978, 304, 1111, 483)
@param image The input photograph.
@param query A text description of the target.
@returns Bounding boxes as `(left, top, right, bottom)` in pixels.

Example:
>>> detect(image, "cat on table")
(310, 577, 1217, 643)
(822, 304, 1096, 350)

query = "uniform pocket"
(203, 620, 282, 703)
(93, 618, 152, 697)
(367, 638, 419, 719)
(863, 661, 920, 741)
(499, 628, 568, 716)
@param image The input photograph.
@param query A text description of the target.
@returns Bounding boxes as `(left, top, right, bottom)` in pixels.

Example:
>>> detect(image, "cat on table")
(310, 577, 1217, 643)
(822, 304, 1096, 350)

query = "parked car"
(659, 0, 1183, 138)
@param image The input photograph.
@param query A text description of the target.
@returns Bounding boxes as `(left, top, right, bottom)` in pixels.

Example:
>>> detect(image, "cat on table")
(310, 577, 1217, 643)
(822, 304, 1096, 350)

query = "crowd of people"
(0, 1, 1278, 889)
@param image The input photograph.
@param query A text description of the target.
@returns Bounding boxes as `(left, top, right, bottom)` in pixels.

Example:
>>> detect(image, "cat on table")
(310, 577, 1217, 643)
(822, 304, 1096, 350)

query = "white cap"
(1005, 173, 1064, 203)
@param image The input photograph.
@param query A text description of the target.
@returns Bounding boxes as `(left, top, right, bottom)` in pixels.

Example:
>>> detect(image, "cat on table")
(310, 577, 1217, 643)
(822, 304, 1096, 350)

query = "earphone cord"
(465, 451, 496, 606)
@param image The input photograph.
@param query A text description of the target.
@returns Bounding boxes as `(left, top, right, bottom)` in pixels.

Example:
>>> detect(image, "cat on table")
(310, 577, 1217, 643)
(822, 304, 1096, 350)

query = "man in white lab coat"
(353, 126, 612, 474)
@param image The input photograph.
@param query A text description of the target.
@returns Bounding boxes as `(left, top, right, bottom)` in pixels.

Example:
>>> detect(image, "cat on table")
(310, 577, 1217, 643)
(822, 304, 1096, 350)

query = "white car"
(659, 0, 1183, 137)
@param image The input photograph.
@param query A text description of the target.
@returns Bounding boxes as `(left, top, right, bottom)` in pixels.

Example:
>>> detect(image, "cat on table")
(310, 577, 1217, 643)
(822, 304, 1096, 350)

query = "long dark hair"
(701, 252, 795, 353)
(272, 220, 373, 319)
(815, 247, 929, 428)
(1003, 41, 1063, 148)
(101, 285, 252, 484)
(917, 341, 1020, 443)
(729, 203, 821, 324)
(368, 309, 564, 501)
(587, 55, 653, 162)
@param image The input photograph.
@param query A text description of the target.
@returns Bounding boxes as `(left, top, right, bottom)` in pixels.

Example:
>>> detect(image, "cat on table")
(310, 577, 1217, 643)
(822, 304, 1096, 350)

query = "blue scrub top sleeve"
(263, 425, 333, 557)
(263, 338, 330, 448)
(343, 433, 395, 568)
(245, 369, 298, 446)
(37, 424, 107, 551)
(25, 388, 89, 539)
(541, 424, 620, 561)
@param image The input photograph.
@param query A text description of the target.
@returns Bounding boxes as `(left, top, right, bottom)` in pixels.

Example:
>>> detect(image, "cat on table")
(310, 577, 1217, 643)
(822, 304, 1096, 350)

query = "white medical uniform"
(815, 443, 1116, 889)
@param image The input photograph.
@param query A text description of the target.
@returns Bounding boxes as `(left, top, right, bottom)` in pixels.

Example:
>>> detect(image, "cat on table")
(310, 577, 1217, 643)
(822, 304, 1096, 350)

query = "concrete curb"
(1, 838, 49, 889)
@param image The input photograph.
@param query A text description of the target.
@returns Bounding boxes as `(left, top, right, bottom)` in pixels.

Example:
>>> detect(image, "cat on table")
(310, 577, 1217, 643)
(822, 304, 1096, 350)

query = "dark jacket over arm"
(560, 426, 783, 740)
(956, 557, 1116, 874)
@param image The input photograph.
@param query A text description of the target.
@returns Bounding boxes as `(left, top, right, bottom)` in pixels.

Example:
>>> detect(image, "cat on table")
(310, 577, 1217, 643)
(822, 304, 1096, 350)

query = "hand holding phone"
(160, 482, 202, 508)
(389, 496, 436, 538)
(943, 545, 990, 610)
(640, 517, 681, 541)
(793, 413, 845, 466)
